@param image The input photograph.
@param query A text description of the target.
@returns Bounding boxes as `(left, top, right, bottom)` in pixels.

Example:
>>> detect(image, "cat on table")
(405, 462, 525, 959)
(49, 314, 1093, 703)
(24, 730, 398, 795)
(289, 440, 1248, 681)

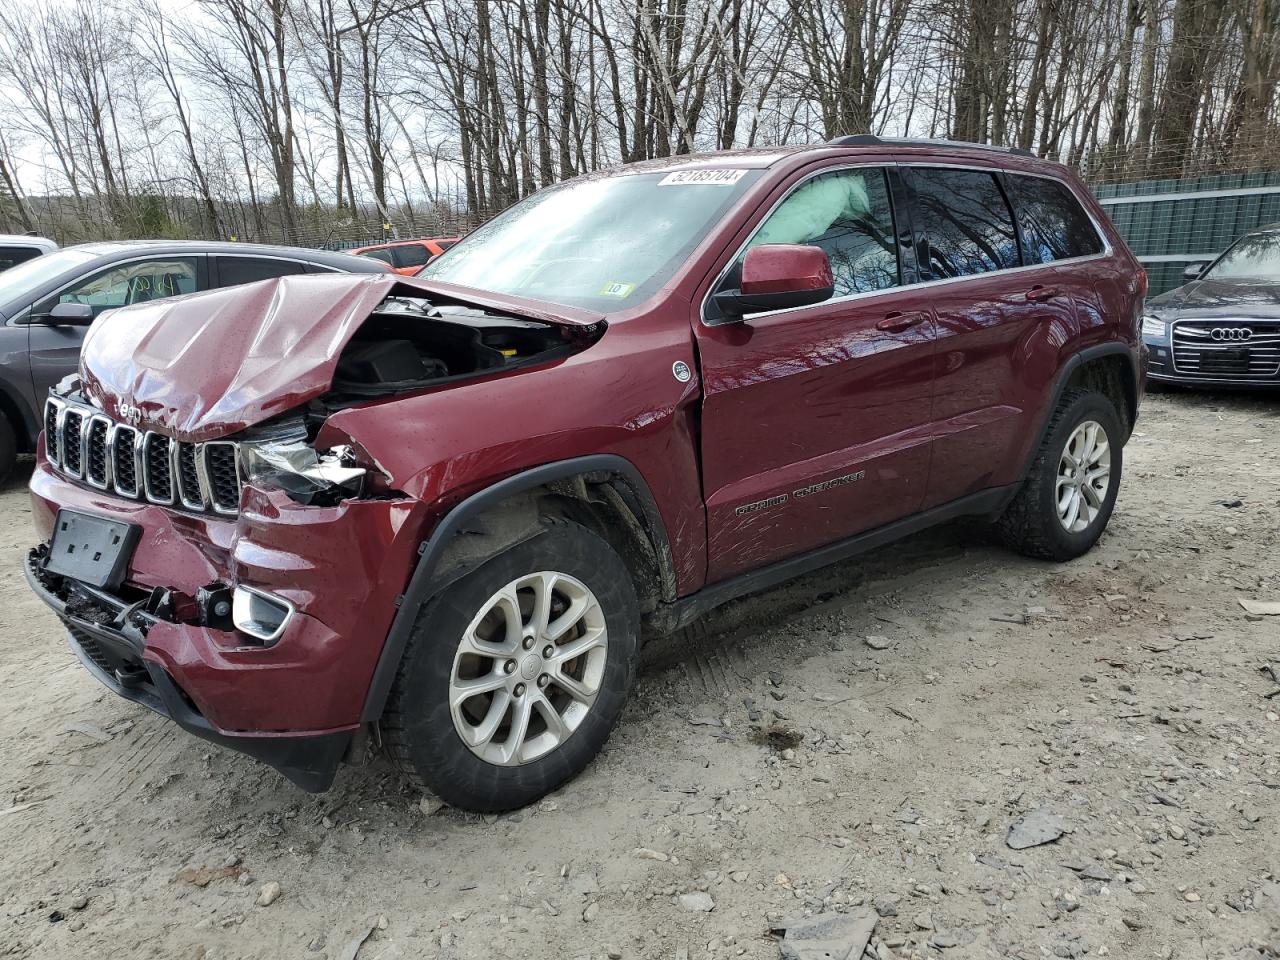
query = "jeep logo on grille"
(1210, 327, 1252, 341)
(117, 402, 142, 426)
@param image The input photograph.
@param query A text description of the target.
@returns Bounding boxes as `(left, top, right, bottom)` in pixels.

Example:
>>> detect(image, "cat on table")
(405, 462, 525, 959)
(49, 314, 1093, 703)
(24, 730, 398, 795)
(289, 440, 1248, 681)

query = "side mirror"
(34, 302, 95, 326)
(1183, 261, 1208, 282)
(712, 244, 834, 320)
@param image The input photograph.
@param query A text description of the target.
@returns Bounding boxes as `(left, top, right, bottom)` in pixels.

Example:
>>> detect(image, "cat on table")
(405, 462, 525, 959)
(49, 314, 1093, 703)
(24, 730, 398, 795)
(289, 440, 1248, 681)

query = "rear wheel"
(0, 415, 16, 486)
(383, 521, 640, 811)
(996, 388, 1123, 561)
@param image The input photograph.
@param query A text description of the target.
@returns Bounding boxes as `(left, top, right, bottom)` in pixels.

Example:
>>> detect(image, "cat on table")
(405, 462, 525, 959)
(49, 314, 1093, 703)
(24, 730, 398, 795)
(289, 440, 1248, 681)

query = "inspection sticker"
(658, 169, 748, 186)
(599, 280, 636, 298)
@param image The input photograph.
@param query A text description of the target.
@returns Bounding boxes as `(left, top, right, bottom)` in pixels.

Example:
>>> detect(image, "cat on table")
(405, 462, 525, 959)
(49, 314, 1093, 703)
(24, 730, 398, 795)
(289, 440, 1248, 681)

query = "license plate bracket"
(45, 510, 140, 590)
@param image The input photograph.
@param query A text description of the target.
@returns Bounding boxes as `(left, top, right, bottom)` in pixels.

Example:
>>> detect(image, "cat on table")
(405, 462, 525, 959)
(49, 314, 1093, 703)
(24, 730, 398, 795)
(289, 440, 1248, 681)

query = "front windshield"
(1204, 232, 1280, 282)
(0, 248, 97, 305)
(420, 169, 764, 312)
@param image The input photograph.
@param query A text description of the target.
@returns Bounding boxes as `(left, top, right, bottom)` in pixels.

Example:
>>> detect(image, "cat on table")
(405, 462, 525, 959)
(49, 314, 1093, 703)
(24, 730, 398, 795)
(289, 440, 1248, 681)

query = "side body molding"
(361, 454, 674, 722)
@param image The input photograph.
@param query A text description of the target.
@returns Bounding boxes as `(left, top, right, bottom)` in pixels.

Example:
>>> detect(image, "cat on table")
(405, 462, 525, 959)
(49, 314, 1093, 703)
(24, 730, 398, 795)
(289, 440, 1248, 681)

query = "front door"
(26, 256, 204, 408)
(694, 164, 937, 583)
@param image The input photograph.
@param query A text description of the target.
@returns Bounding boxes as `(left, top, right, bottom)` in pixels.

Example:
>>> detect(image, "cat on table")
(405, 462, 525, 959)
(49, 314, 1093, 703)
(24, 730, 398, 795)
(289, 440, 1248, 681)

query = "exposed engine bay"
(325, 298, 589, 404)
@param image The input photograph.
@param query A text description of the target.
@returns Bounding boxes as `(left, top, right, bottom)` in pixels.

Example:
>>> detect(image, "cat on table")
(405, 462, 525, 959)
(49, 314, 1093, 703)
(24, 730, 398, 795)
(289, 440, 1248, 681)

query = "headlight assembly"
(1140, 315, 1166, 338)
(240, 435, 366, 506)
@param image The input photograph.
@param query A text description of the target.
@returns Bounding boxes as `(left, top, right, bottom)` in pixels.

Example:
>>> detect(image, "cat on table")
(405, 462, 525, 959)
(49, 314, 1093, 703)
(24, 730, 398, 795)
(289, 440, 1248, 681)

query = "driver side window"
(53, 258, 198, 317)
(739, 168, 900, 298)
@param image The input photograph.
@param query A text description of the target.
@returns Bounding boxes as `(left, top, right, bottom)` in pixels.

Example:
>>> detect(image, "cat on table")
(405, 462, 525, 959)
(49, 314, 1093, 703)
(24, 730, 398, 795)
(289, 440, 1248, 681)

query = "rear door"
(212, 255, 313, 287)
(899, 163, 1077, 509)
(693, 161, 937, 583)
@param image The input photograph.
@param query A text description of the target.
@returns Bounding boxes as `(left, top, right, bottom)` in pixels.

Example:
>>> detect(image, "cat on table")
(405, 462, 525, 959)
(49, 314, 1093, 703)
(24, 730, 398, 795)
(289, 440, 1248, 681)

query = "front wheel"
(0, 414, 16, 487)
(383, 520, 640, 812)
(996, 388, 1124, 561)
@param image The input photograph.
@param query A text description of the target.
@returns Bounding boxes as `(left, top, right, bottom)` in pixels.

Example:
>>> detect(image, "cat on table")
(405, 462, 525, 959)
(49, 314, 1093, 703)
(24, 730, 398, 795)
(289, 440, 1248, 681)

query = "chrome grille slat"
(174, 441, 205, 510)
(43, 399, 241, 516)
(143, 433, 175, 504)
(84, 416, 111, 489)
(61, 410, 84, 478)
(111, 425, 141, 497)
(44, 399, 62, 466)
(203, 443, 242, 515)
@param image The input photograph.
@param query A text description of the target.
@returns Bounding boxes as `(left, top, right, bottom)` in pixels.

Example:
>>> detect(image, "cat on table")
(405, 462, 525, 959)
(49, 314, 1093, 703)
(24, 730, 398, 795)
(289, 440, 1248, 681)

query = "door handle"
(876, 310, 929, 333)
(1025, 285, 1061, 302)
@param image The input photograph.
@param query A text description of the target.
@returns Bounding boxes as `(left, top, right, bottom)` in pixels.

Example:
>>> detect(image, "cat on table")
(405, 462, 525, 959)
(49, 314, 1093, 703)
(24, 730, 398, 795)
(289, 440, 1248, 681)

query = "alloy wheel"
(448, 571, 608, 766)
(1056, 419, 1111, 534)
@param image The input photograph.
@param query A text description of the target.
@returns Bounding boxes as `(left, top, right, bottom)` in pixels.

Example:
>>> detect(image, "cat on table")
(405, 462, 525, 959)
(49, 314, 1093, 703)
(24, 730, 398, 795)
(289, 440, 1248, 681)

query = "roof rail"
(827, 134, 1035, 158)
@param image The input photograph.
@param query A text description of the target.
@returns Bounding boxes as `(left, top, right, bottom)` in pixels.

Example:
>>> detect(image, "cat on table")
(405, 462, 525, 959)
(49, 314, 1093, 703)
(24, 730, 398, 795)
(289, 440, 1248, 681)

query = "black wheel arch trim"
(1023, 342, 1139, 477)
(362, 454, 675, 722)
(0, 377, 37, 451)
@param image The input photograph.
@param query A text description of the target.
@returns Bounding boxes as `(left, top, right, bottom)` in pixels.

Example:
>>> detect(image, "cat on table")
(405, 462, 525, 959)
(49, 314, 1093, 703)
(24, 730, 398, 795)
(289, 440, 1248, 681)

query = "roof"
(352, 237, 461, 251)
(61, 239, 387, 271)
(0, 234, 57, 250)
(577, 137, 1063, 182)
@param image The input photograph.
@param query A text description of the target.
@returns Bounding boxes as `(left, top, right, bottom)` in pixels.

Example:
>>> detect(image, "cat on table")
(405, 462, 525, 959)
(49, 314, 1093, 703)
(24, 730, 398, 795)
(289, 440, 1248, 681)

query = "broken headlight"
(240, 437, 366, 506)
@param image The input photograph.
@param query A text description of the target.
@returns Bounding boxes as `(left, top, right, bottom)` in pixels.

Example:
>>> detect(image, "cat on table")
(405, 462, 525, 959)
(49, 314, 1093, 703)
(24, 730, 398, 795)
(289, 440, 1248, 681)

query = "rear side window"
(216, 256, 308, 286)
(0, 245, 42, 271)
(437, 240, 457, 252)
(909, 168, 1020, 279)
(392, 245, 431, 268)
(743, 167, 900, 297)
(1008, 175, 1104, 263)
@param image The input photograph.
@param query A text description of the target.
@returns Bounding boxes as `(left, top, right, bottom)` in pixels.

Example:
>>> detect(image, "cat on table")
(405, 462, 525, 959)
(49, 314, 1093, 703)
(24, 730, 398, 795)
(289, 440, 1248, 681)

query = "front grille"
(112, 427, 139, 496)
(204, 443, 242, 515)
(1172, 319, 1280, 379)
(85, 417, 109, 487)
(144, 434, 173, 502)
(44, 398, 242, 516)
(62, 410, 84, 476)
(45, 402, 60, 465)
(69, 626, 114, 673)
(176, 443, 203, 508)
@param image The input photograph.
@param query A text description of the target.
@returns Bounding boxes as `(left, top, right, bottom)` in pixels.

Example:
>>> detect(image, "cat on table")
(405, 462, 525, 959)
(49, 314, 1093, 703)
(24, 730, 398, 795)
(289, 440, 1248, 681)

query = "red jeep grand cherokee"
(25, 137, 1145, 810)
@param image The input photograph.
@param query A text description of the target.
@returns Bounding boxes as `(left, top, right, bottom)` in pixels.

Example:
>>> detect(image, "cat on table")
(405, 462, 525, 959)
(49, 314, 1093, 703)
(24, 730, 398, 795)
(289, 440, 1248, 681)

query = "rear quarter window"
(392, 245, 431, 268)
(1008, 175, 1104, 264)
(0, 245, 42, 271)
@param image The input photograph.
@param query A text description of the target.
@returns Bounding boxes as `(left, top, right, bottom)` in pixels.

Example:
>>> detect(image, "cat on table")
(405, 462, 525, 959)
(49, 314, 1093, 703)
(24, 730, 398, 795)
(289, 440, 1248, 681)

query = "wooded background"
(0, 0, 1275, 246)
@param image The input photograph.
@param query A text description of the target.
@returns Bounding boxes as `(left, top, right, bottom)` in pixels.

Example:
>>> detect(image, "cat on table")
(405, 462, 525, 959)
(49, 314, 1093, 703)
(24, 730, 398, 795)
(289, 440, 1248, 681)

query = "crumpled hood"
(79, 273, 603, 442)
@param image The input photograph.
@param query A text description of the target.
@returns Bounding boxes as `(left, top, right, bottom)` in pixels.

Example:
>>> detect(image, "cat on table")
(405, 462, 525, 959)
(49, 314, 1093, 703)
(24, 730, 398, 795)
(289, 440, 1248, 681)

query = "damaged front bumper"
(24, 547, 351, 790)
(26, 455, 430, 791)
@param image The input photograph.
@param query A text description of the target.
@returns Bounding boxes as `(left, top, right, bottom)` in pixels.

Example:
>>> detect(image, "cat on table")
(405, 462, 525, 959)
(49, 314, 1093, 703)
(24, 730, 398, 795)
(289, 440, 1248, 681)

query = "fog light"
(232, 586, 294, 643)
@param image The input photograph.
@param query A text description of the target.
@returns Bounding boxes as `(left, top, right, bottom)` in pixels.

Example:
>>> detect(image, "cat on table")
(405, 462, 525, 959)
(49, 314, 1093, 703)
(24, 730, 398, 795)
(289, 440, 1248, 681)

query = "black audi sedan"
(1143, 224, 1280, 389)
(0, 240, 390, 483)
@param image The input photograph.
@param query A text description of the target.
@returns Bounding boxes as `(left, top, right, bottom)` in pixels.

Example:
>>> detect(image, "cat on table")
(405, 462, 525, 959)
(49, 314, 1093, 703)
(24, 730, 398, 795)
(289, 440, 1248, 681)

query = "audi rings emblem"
(1210, 327, 1252, 341)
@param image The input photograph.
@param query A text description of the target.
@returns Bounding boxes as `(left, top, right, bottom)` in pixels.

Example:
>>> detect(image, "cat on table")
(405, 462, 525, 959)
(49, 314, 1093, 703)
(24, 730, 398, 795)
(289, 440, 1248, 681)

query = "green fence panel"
(1092, 172, 1280, 295)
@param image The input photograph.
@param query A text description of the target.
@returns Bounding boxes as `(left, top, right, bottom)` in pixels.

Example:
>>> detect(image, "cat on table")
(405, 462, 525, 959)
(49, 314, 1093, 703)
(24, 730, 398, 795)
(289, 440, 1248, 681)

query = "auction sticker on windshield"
(658, 169, 749, 186)
(599, 281, 636, 298)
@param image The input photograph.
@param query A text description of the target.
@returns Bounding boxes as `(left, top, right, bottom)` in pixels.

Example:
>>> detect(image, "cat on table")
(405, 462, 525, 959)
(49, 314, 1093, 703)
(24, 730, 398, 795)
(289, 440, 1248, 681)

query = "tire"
(383, 520, 640, 812)
(0, 415, 15, 487)
(995, 387, 1123, 561)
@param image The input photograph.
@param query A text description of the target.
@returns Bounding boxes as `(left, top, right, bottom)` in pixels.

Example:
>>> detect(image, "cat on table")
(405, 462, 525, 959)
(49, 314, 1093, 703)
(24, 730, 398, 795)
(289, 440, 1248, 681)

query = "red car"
(350, 237, 460, 275)
(25, 137, 1146, 810)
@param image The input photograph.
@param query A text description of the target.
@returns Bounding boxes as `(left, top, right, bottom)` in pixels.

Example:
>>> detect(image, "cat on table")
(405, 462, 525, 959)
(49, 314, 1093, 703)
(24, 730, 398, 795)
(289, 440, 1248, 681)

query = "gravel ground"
(1, 389, 1278, 960)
